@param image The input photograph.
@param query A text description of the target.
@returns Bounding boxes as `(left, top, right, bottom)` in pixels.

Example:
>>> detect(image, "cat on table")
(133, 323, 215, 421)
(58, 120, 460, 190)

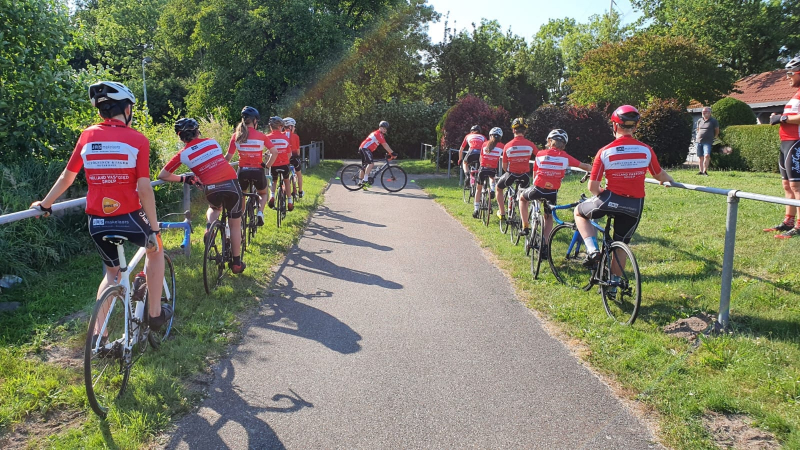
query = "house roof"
(688, 70, 798, 111)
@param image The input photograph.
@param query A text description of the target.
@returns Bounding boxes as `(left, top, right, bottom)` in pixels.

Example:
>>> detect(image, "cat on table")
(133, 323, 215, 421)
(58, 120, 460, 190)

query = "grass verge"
(395, 159, 437, 174)
(417, 169, 800, 449)
(0, 161, 340, 449)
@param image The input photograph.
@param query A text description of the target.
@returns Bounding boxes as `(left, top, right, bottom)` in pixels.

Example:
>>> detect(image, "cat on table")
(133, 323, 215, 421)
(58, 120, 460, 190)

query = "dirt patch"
(0, 409, 83, 450)
(56, 309, 88, 326)
(663, 313, 713, 341)
(41, 343, 84, 369)
(703, 411, 780, 449)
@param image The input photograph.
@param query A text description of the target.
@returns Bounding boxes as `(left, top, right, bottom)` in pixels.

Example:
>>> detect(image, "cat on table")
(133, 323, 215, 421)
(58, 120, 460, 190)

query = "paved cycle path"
(166, 178, 660, 449)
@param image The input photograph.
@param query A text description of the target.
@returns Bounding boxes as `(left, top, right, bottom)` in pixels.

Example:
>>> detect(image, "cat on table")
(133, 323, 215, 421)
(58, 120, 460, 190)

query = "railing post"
(435, 146, 440, 174)
(182, 183, 191, 257)
(716, 191, 739, 332)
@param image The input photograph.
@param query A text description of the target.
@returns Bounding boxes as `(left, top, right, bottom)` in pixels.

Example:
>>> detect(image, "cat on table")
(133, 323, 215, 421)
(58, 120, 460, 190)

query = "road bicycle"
(203, 204, 236, 293)
(524, 199, 550, 280)
(478, 175, 494, 227)
(340, 156, 408, 192)
(462, 161, 479, 204)
(240, 184, 261, 254)
(500, 178, 525, 245)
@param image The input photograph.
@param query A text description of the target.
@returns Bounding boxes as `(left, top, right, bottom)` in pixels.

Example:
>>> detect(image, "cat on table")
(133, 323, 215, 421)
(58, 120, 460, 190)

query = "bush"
(711, 97, 756, 129)
(527, 104, 613, 163)
(721, 125, 779, 172)
(710, 145, 748, 171)
(437, 94, 511, 154)
(636, 99, 693, 168)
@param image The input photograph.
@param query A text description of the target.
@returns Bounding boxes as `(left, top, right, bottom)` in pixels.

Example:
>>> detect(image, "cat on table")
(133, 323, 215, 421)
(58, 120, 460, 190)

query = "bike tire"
(548, 223, 590, 289)
(482, 184, 492, 227)
(462, 176, 471, 203)
(381, 166, 407, 192)
(241, 197, 252, 254)
(601, 242, 642, 325)
(499, 190, 511, 234)
(530, 212, 544, 279)
(84, 285, 128, 419)
(159, 252, 176, 340)
(340, 164, 364, 191)
(203, 221, 225, 294)
(277, 181, 286, 228)
(509, 199, 520, 245)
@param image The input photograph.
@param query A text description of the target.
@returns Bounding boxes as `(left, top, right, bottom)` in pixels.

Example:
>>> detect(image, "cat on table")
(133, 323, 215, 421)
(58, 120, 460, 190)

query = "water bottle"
(225, 222, 231, 240)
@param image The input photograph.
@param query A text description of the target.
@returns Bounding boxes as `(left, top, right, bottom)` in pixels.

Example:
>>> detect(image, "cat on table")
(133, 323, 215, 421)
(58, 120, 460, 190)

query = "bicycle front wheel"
(601, 242, 642, 325)
(203, 221, 225, 294)
(381, 166, 407, 192)
(499, 191, 511, 234)
(482, 186, 492, 227)
(548, 223, 590, 289)
(509, 201, 520, 245)
(462, 175, 471, 203)
(159, 253, 176, 340)
(340, 164, 364, 191)
(530, 212, 544, 279)
(84, 285, 129, 419)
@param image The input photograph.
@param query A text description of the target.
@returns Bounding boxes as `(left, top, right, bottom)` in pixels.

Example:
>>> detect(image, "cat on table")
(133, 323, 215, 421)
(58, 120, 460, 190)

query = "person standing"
(694, 107, 719, 176)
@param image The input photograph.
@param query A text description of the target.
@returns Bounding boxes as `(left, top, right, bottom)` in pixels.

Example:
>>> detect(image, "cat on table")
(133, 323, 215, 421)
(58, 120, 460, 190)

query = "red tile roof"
(690, 70, 799, 109)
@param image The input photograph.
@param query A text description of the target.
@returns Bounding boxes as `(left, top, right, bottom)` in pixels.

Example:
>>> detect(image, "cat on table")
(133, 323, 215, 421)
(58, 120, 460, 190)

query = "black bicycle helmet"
(174, 118, 199, 134)
(470, 125, 480, 133)
(379, 120, 390, 129)
(241, 106, 260, 121)
(268, 116, 284, 128)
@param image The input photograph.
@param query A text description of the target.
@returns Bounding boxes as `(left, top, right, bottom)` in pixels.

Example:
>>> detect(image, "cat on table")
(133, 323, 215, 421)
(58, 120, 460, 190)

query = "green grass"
(395, 159, 437, 174)
(0, 161, 340, 448)
(417, 169, 800, 449)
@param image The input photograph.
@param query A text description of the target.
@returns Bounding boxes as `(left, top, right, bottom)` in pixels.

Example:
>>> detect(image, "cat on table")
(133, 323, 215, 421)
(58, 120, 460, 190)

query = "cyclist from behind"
(158, 118, 246, 274)
(574, 105, 675, 272)
(458, 125, 486, 187)
(472, 127, 504, 218)
(496, 118, 537, 220)
(284, 117, 304, 198)
(31, 81, 171, 331)
(264, 116, 294, 211)
(225, 106, 270, 226)
(519, 129, 591, 252)
(358, 121, 396, 190)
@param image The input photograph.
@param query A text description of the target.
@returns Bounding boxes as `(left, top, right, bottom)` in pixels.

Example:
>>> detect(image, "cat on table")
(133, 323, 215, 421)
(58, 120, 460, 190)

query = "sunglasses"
(788, 72, 797, 77)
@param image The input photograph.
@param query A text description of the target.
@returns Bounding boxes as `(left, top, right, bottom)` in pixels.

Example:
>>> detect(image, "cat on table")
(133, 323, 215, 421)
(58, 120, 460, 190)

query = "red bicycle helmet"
(611, 105, 640, 128)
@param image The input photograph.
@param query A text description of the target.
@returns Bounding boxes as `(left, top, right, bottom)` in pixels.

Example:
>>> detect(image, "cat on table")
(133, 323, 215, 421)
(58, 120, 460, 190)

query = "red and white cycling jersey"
(503, 136, 538, 174)
(590, 136, 663, 199)
(533, 148, 582, 191)
(226, 127, 269, 169)
(480, 141, 504, 168)
(360, 129, 386, 152)
(779, 89, 800, 141)
(266, 130, 291, 166)
(66, 119, 150, 217)
(164, 138, 237, 185)
(285, 131, 301, 155)
(461, 133, 486, 151)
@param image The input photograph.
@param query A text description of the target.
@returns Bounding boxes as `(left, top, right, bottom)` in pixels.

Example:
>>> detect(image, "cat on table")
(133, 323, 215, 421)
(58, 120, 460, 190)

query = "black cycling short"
(521, 185, 557, 205)
(89, 210, 152, 267)
(238, 167, 268, 192)
(271, 164, 292, 180)
(477, 167, 496, 184)
(779, 140, 800, 181)
(204, 179, 243, 219)
(290, 154, 303, 172)
(465, 151, 480, 165)
(359, 148, 374, 166)
(496, 172, 531, 190)
(575, 190, 644, 244)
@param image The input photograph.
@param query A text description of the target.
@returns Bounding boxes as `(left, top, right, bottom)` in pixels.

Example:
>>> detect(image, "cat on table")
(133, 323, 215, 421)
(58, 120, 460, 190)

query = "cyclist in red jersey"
(766, 55, 800, 238)
(519, 129, 591, 249)
(264, 116, 295, 210)
(158, 118, 246, 273)
(459, 125, 487, 187)
(284, 117, 304, 198)
(31, 81, 171, 331)
(496, 118, 538, 220)
(358, 121, 396, 190)
(575, 105, 675, 272)
(225, 106, 270, 226)
(472, 127, 504, 218)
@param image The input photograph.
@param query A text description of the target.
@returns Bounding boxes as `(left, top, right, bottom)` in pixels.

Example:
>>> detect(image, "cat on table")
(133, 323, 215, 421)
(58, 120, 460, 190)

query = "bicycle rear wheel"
(340, 164, 364, 191)
(277, 180, 286, 228)
(462, 174, 471, 203)
(482, 184, 492, 227)
(548, 223, 590, 289)
(381, 166, 407, 192)
(509, 199, 521, 245)
(499, 190, 511, 234)
(601, 242, 642, 325)
(84, 285, 129, 419)
(241, 196, 252, 254)
(203, 221, 225, 294)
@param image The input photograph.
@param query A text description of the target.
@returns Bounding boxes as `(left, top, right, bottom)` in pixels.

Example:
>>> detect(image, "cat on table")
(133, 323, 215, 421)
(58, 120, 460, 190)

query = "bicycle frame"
(549, 199, 604, 258)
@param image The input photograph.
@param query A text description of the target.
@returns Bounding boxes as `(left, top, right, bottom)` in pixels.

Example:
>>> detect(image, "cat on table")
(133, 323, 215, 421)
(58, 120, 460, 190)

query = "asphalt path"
(166, 175, 660, 449)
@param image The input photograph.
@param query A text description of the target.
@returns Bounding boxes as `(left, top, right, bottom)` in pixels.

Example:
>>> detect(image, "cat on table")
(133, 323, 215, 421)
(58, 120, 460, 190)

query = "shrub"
(437, 94, 511, 154)
(721, 125, 779, 172)
(711, 97, 756, 129)
(527, 104, 613, 163)
(636, 99, 693, 168)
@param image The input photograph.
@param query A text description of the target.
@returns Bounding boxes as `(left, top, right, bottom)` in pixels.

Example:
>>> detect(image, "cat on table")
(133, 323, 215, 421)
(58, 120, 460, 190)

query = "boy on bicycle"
(473, 127, 504, 218)
(458, 125, 486, 187)
(358, 121, 396, 190)
(284, 117, 303, 198)
(496, 118, 538, 220)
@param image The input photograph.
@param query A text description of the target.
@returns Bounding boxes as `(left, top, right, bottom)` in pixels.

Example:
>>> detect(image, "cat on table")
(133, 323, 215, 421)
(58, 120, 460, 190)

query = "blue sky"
(425, 0, 643, 43)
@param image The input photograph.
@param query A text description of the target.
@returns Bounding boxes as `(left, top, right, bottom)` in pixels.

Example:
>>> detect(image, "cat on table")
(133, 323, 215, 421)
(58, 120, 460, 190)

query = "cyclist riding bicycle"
(496, 118, 538, 220)
(458, 125, 486, 187)
(284, 117, 304, 198)
(31, 81, 171, 330)
(358, 121, 396, 190)
(158, 118, 247, 274)
(224, 106, 270, 226)
(519, 129, 591, 249)
(574, 105, 675, 271)
(473, 127, 504, 218)
(264, 116, 294, 210)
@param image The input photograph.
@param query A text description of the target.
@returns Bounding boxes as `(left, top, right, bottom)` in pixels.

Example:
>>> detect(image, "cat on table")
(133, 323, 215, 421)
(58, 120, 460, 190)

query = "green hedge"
(712, 97, 756, 128)
(720, 125, 779, 172)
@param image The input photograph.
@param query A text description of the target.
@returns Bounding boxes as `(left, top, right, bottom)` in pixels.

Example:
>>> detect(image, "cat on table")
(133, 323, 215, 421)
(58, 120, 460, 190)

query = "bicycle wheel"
(530, 211, 544, 279)
(524, 207, 535, 257)
(499, 190, 511, 234)
(462, 174, 471, 203)
(277, 184, 286, 228)
(381, 166, 407, 192)
(482, 184, 492, 227)
(241, 197, 252, 254)
(601, 242, 642, 325)
(84, 285, 129, 419)
(548, 223, 590, 289)
(340, 164, 364, 191)
(158, 253, 176, 340)
(203, 221, 225, 294)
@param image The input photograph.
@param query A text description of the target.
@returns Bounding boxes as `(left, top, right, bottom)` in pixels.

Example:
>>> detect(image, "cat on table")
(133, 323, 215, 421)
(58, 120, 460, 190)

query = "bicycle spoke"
(601, 242, 641, 325)
(85, 285, 129, 418)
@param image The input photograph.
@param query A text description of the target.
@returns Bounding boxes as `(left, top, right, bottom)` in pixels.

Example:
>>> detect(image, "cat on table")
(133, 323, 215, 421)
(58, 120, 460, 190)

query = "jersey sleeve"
(647, 148, 663, 176)
(226, 134, 237, 157)
(377, 131, 386, 145)
(291, 134, 300, 152)
(163, 151, 183, 174)
(460, 137, 468, 150)
(566, 154, 582, 169)
(589, 150, 604, 182)
(135, 137, 151, 179)
(65, 140, 85, 173)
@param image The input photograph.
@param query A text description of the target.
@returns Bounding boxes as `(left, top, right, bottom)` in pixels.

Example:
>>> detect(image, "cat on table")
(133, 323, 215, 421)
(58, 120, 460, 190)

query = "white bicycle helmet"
(786, 55, 800, 71)
(547, 129, 569, 144)
(89, 81, 136, 107)
(283, 117, 296, 127)
(489, 127, 503, 137)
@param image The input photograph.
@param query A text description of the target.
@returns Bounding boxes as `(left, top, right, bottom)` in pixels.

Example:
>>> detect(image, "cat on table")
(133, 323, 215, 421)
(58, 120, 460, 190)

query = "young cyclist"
(496, 118, 538, 220)
(519, 129, 591, 254)
(225, 106, 270, 226)
(284, 117, 303, 198)
(458, 125, 486, 187)
(473, 127, 504, 218)
(264, 116, 294, 210)
(158, 118, 247, 274)
(358, 121, 396, 190)
(31, 81, 171, 332)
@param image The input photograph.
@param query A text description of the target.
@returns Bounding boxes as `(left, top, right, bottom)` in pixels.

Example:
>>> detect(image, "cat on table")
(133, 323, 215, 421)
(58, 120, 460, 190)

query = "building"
(688, 70, 797, 124)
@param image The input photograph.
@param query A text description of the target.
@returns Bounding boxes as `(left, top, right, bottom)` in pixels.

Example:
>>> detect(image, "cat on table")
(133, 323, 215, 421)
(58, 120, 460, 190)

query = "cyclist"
(264, 116, 294, 210)
(574, 105, 675, 272)
(31, 81, 171, 331)
(765, 55, 800, 238)
(473, 127, 504, 218)
(519, 129, 591, 254)
(458, 125, 486, 187)
(158, 118, 246, 274)
(284, 117, 303, 198)
(496, 118, 537, 220)
(225, 106, 270, 226)
(358, 121, 396, 190)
